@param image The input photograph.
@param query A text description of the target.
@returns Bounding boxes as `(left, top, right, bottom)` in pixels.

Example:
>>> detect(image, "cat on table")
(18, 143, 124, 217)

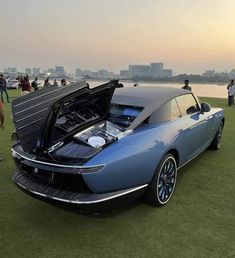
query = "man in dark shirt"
(31, 77, 39, 91)
(182, 79, 192, 91)
(0, 74, 10, 103)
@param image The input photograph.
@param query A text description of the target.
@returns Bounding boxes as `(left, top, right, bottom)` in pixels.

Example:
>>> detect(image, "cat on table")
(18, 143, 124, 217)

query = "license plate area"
(21, 163, 54, 183)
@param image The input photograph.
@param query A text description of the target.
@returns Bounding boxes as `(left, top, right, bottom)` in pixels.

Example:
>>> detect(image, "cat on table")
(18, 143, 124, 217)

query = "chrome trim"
(11, 148, 105, 170)
(15, 91, 77, 115)
(16, 108, 48, 123)
(14, 180, 148, 204)
(18, 118, 43, 130)
(14, 87, 69, 108)
(48, 141, 64, 153)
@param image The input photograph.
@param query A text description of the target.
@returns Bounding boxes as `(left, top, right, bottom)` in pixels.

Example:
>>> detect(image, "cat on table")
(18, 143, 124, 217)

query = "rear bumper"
(12, 170, 148, 205)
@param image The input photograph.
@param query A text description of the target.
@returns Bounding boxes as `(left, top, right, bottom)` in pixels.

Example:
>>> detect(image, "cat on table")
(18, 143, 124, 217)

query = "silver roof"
(112, 86, 190, 129)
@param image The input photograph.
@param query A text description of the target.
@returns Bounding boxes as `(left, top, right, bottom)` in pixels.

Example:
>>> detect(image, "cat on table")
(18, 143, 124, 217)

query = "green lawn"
(0, 90, 234, 258)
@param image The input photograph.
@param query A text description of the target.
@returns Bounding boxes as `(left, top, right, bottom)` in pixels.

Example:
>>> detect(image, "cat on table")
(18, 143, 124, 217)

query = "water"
(87, 80, 228, 99)
(34, 79, 228, 99)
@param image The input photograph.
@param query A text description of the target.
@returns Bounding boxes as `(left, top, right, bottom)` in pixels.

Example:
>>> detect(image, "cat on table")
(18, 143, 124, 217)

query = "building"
(25, 68, 32, 75)
(97, 69, 116, 79)
(120, 70, 130, 79)
(47, 68, 55, 76)
(120, 62, 173, 79)
(202, 70, 215, 78)
(162, 69, 173, 78)
(4, 67, 18, 74)
(54, 66, 65, 77)
(75, 68, 82, 77)
(32, 68, 40, 76)
(82, 70, 98, 78)
(150, 63, 163, 77)
(129, 65, 151, 77)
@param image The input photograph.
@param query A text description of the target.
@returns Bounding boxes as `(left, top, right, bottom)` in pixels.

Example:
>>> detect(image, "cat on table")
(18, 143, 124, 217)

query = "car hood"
(12, 80, 120, 153)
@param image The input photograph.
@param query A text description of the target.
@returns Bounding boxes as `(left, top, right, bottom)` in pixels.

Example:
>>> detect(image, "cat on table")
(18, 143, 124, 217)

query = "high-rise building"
(25, 68, 32, 75)
(97, 69, 116, 79)
(150, 63, 163, 77)
(47, 68, 55, 76)
(129, 65, 151, 77)
(202, 70, 215, 78)
(162, 69, 173, 78)
(4, 67, 18, 74)
(33, 68, 40, 76)
(120, 62, 173, 79)
(54, 66, 65, 77)
(120, 70, 130, 79)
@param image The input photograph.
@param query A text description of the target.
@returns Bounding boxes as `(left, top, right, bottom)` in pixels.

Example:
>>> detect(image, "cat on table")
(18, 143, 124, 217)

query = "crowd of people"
(0, 74, 68, 161)
(15, 75, 68, 95)
(0, 74, 69, 100)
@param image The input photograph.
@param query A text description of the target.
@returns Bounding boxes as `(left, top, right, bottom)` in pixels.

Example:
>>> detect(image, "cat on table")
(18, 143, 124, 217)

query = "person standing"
(6, 76, 11, 87)
(61, 78, 67, 86)
(44, 77, 50, 87)
(31, 77, 39, 91)
(0, 100, 4, 161)
(227, 80, 234, 106)
(19, 76, 31, 94)
(182, 79, 192, 91)
(53, 79, 58, 86)
(0, 74, 10, 103)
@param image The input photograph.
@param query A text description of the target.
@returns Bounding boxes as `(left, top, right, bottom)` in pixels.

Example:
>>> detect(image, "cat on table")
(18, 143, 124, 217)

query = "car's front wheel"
(145, 154, 177, 206)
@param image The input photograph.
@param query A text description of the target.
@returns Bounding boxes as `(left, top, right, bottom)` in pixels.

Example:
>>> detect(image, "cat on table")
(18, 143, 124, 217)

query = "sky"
(1, 0, 235, 74)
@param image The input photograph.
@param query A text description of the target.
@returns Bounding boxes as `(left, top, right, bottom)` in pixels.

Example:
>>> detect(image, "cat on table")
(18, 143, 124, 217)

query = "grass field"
(0, 90, 234, 258)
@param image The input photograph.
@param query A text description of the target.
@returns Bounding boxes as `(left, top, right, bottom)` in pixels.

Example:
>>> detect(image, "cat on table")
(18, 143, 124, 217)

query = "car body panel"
(81, 107, 224, 193)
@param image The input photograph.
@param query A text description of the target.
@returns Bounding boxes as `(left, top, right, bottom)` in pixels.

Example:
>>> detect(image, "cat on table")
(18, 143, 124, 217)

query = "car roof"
(112, 86, 190, 130)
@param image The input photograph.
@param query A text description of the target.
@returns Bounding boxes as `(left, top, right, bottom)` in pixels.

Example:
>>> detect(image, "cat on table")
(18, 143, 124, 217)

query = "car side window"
(149, 99, 181, 123)
(170, 98, 181, 119)
(176, 94, 200, 116)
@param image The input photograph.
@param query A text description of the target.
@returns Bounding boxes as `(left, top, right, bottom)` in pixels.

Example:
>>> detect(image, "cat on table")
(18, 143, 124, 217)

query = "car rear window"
(108, 104, 143, 128)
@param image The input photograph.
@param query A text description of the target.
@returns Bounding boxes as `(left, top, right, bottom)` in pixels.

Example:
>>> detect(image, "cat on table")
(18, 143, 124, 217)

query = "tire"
(209, 121, 223, 150)
(145, 154, 177, 206)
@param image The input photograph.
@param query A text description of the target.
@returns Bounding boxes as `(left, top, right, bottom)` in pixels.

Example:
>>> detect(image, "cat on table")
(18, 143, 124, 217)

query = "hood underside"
(12, 80, 120, 153)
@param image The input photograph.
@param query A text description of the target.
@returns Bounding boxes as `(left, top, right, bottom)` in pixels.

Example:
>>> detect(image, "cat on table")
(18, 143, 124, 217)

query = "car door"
(175, 94, 209, 163)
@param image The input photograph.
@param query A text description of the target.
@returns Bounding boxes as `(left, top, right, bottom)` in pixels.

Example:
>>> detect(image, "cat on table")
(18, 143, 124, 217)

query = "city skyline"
(1, 1, 235, 74)
(2, 63, 234, 76)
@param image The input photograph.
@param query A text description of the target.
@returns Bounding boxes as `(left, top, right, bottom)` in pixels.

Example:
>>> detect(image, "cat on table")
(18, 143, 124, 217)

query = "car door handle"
(206, 115, 213, 120)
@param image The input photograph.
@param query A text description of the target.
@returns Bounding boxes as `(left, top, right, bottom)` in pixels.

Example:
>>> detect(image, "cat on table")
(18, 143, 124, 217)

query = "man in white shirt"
(227, 80, 234, 106)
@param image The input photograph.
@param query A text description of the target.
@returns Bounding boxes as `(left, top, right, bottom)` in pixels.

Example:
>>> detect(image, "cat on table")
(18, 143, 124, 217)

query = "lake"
(37, 79, 228, 99)
(87, 80, 228, 99)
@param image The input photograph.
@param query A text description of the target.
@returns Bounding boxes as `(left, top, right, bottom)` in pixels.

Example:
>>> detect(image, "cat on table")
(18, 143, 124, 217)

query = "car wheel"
(209, 121, 223, 150)
(145, 154, 177, 206)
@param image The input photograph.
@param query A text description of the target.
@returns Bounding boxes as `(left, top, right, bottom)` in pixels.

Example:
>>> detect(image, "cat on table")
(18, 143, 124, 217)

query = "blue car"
(11, 80, 224, 207)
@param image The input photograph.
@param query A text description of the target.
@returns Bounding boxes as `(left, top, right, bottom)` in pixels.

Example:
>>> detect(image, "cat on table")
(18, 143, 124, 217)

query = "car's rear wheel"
(209, 121, 223, 150)
(145, 154, 177, 206)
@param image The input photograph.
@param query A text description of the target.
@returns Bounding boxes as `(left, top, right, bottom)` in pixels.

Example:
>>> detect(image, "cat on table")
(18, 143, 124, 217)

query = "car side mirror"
(201, 102, 211, 113)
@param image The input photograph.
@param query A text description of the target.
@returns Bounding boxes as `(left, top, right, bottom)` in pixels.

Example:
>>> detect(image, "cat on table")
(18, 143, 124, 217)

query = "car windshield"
(108, 104, 143, 128)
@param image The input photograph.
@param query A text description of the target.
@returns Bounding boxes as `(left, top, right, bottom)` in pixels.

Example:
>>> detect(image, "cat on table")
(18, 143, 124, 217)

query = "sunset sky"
(1, 0, 235, 74)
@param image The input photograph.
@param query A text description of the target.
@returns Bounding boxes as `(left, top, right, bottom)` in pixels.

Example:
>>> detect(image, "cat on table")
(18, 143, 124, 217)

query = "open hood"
(12, 80, 121, 153)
